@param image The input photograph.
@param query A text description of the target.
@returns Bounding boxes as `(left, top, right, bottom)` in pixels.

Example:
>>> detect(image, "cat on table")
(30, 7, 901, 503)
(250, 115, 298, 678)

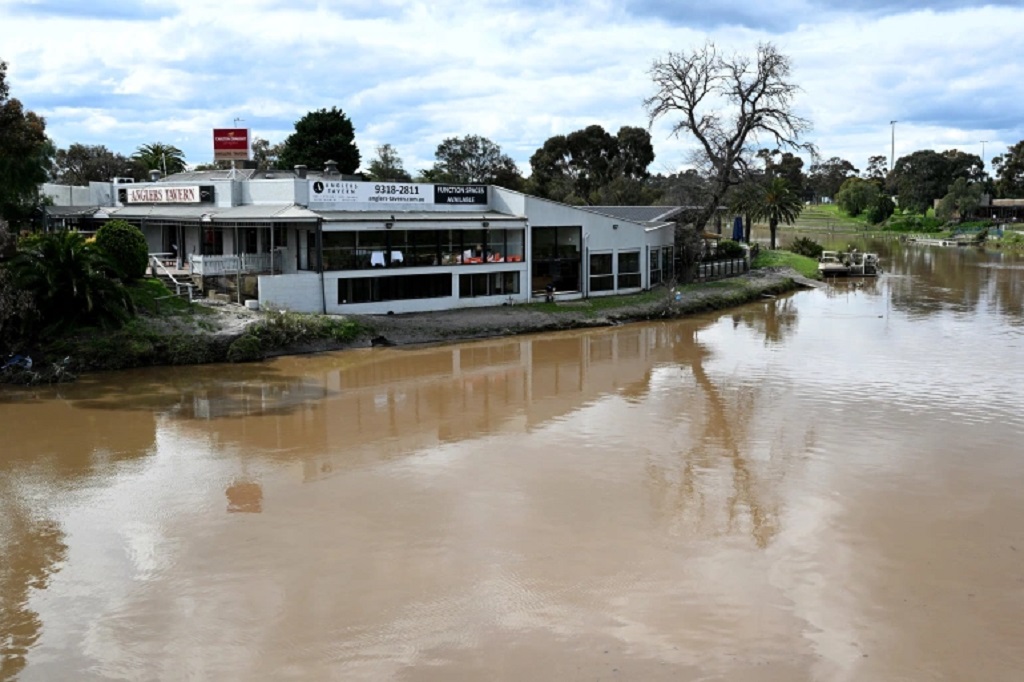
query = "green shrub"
(246, 309, 363, 348)
(884, 211, 943, 233)
(716, 239, 746, 258)
(789, 236, 824, 259)
(226, 333, 264, 363)
(95, 219, 149, 280)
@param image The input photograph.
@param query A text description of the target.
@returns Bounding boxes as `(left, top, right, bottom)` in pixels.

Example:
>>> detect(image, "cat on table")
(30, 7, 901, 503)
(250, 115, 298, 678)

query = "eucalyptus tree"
(53, 144, 141, 184)
(889, 149, 982, 214)
(937, 178, 984, 224)
(529, 124, 655, 204)
(807, 156, 858, 202)
(366, 143, 412, 182)
(991, 141, 1024, 198)
(645, 41, 813, 234)
(430, 134, 522, 188)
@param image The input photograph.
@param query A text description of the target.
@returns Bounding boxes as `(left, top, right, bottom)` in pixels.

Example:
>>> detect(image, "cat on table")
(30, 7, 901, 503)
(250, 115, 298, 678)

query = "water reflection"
(0, 486, 67, 680)
(731, 295, 800, 344)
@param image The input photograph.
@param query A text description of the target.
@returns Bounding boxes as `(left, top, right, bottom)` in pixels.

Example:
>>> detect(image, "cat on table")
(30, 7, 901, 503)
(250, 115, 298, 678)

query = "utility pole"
(230, 118, 245, 177)
(890, 120, 898, 171)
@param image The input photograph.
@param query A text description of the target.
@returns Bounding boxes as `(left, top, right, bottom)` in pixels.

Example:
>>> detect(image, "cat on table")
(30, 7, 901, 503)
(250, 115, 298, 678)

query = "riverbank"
(350, 268, 803, 348)
(2, 268, 805, 382)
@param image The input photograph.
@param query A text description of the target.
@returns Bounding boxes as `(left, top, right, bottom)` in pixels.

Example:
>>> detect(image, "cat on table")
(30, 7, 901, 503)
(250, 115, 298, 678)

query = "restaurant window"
(650, 248, 662, 286)
(590, 252, 614, 292)
(532, 226, 581, 294)
(338, 273, 453, 304)
(459, 271, 521, 298)
(618, 251, 641, 289)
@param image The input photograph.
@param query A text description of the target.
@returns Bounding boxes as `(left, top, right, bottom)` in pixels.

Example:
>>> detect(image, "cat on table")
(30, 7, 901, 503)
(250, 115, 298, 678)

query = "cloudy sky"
(2, 0, 1023, 178)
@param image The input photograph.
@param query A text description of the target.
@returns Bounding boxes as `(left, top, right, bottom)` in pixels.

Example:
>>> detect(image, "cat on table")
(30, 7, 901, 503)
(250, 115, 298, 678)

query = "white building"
(50, 169, 679, 315)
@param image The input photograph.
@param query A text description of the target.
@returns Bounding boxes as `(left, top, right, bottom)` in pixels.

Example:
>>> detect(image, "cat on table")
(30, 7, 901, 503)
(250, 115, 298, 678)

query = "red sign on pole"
(213, 128, 250, 161)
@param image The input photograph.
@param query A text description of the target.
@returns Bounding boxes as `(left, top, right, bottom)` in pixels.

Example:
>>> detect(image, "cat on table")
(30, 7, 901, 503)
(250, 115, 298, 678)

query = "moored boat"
(818, 250, 880, 277)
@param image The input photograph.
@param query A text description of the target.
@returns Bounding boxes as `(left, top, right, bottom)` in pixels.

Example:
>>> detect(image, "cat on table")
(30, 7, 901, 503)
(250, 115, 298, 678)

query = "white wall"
(259, 265, 531, 315)
(240, 178, 302, 205)
(41, 183, 91, 206)
(259, 272, 323, 313)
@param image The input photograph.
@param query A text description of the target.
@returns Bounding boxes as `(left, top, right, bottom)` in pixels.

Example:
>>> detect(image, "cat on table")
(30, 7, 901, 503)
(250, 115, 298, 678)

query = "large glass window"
(459, 271, 521, 298)
(662, 246, 674, 281)
(532, 226, 581, 293)
(590, 253, 614, 292)
(322, 228, 526, 270)
(618, 251, 641, 289)
(338, 273, 453, 304)
(650, 248, 662, 286)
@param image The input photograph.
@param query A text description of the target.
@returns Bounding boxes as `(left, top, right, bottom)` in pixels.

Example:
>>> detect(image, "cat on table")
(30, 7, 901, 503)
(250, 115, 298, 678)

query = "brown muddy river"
(2, 239, 1024, 681)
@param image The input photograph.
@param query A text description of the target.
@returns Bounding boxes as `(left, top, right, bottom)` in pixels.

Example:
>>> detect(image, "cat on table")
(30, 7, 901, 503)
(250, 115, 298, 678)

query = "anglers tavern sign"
(125, 186, 202, 204)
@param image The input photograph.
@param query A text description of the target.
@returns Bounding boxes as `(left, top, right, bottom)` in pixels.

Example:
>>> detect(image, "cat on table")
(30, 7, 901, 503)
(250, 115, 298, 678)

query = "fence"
(189, 252, 281, 276)
(695, 257, 749, 282)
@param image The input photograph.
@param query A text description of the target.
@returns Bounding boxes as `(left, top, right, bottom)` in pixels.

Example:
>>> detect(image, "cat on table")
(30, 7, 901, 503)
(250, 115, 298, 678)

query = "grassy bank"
(752, 250, 820, 278)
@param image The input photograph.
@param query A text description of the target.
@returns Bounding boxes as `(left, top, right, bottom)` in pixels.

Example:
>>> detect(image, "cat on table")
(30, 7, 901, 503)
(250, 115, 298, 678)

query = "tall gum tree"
(0, 59, 52, 225)
(644, 42, 812, 234)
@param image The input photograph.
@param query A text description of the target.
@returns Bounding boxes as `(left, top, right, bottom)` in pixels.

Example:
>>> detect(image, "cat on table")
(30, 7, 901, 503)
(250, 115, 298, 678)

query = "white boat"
(818, 250, 880, 277)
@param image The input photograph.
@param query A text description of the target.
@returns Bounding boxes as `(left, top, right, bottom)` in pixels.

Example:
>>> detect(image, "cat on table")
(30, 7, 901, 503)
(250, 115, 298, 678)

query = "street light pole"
(230, 118, 245, 178)
(981, 140, 989, 172)
(890, 120, 898, 171)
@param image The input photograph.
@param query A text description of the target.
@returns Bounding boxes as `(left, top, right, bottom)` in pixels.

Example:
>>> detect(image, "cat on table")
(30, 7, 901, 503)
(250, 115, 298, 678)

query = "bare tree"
(645, 42, 813, 234)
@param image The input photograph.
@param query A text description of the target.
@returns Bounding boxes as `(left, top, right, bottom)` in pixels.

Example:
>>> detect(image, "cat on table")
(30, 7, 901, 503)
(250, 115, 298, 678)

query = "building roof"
(213, 205, 319, 221)
(45, 205, 101, 217)
(587, 206, 689, 224)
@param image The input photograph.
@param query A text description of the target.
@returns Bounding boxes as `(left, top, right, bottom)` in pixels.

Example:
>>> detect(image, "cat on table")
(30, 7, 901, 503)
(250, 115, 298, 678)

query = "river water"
(2, 238, 1023, 681)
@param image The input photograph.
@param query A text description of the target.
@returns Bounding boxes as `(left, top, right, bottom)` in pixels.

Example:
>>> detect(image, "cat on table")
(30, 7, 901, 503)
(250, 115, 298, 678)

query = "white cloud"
(2, 0, 1022, 175)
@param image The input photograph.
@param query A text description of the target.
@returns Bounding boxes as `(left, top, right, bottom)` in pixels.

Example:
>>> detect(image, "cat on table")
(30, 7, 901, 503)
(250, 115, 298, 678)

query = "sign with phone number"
(309, 181, 487, 206)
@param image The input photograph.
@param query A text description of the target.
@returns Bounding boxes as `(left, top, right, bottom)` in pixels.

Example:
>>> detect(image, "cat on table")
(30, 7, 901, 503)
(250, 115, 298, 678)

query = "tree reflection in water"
(0, 490, 67, 680)
(646, 322, 814, 549)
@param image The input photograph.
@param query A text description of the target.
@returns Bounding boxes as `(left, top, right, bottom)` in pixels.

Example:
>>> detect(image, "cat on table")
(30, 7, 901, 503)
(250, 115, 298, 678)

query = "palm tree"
(8, 230, 134, 335)
(754, 177, 803, 249)
(133, 142, 186, 176)
(728, 180, 764, 243)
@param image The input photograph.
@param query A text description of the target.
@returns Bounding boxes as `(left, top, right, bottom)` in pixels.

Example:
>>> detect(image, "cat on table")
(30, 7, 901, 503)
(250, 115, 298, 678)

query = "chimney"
(324, 159, 339, 175)
(294, 164, 307, 179)
(149, 169, 162, 182)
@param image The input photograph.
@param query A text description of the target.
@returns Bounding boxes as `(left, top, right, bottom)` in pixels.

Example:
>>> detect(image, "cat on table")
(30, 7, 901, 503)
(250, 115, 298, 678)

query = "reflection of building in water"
(316, 326, 675, 462)
(186, 380, 330, 420)
(161, 326, 679, 483)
